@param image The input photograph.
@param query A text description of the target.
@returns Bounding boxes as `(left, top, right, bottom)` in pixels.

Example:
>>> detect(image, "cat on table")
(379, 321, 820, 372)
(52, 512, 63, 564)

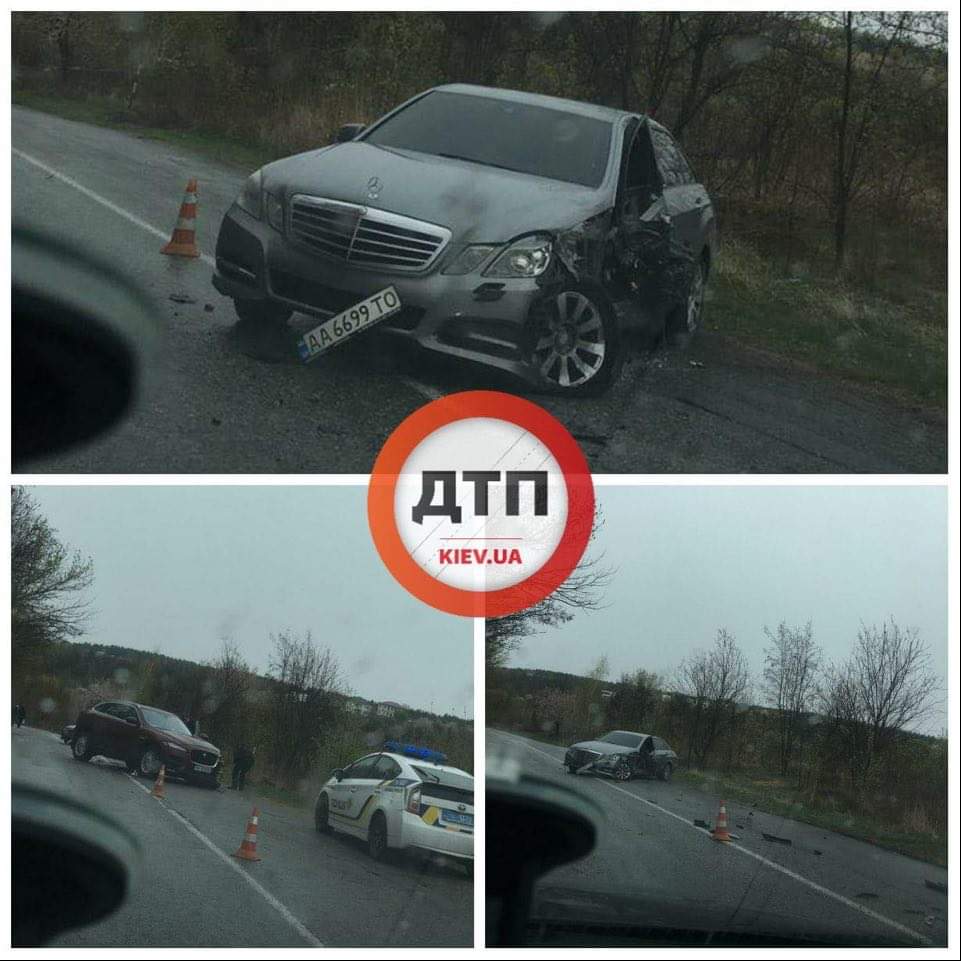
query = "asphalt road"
(487, 729, 947, 947)
(12, 106, 946, 474)
(12, 725, 472, 947)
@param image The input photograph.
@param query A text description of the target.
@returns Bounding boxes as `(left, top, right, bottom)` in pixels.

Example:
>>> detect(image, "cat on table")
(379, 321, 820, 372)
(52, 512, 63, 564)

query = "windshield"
(365, 91, 613, 188)
(139, 707, 192, 736)
(599, 731, 643, 748)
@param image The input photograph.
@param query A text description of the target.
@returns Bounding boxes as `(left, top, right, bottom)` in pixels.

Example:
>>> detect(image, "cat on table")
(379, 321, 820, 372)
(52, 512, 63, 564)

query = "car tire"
(233, 298, 292, 328)
(665, 254, 707, 346)
(659, 762, 673, 783)
(367, 812, 389, 861)
(71, 732, 94, 762)
(138, 746, 163, 778)
(614, 764, 632, 782)
(314, 794, 333, 834)
(528, 286, 621, 395)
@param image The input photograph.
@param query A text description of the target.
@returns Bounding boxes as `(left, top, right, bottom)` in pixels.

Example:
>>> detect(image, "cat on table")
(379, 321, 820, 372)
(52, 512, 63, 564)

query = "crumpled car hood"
(568, 740, 625, 756)
(263, 142, 611, 244)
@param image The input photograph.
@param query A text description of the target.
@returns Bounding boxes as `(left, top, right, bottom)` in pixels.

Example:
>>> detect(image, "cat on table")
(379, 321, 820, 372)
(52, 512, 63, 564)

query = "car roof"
(357, 751, 473, 780)
(430, 83, 632, 123)
(607, 730, 649, 739)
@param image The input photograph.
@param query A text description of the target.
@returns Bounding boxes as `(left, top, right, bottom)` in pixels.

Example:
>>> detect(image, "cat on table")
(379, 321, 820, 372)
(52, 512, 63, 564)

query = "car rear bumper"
(399, 810, 474, 860)
(212, 205, 658, 382)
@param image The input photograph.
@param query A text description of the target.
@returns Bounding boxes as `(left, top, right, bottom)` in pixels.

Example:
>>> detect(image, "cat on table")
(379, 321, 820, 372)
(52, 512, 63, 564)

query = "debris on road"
(855, 892, 879, 900)
(689, 360, 705, 368)
(169, 293, 197, 304)
(761, 832, 792, 846)
(693, 818, 710, 829)
(204, 303, 215, 312)
(924, 879, 947, 895)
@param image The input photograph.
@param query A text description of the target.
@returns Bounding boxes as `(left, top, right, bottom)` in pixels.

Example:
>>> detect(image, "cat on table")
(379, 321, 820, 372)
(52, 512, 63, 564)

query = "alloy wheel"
(139, 747, 162, 777)
(532, 290, 607, 389)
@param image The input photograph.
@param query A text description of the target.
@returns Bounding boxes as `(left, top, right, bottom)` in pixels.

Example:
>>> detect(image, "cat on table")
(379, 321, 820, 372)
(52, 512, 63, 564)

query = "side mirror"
(332, 768, 345, 782)
(334, 123, 365, 144)
(124, 718, 139, 726)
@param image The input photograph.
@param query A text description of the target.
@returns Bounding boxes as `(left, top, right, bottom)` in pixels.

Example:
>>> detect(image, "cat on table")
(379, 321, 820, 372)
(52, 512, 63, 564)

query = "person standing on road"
(231, 742, 255, 790)
(14, 704, 26, 728)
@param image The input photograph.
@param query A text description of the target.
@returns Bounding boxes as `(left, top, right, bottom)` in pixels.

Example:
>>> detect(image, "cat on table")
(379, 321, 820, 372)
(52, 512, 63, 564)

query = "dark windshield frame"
(600, 731, 644, 749)
(140, 706, 191, 736)
(363, 90, 615, 189)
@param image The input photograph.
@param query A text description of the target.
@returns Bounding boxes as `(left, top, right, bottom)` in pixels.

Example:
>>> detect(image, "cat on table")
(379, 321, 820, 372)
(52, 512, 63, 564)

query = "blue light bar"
(384, 740, 447, 764)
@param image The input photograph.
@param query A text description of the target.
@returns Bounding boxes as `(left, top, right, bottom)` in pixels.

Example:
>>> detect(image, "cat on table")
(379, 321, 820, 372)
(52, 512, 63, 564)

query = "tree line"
(488, 618, 944, 836)
(11, 11, 947, 284)
(11, 488, 473, 792)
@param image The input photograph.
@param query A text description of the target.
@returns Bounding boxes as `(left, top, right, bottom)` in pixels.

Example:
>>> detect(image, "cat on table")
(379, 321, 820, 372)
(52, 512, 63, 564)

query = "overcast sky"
(510, 485, 948, 733)
(28, 486, 473, 718)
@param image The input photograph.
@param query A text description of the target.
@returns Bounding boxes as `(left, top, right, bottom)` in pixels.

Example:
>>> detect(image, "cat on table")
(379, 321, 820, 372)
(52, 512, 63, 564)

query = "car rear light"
(406, 786, 422, 815)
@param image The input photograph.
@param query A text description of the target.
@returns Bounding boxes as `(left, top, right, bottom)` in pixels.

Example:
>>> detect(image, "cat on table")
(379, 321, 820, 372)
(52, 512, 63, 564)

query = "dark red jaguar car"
(70, 700, 221, 789)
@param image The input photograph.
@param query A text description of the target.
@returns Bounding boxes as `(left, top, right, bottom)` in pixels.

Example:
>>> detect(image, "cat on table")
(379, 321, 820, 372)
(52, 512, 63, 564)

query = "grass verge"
(676, 767, 946, 867)
(491, 728, 945, 867)
(14, 89, 947, 409)
(708, 237, 947, 409)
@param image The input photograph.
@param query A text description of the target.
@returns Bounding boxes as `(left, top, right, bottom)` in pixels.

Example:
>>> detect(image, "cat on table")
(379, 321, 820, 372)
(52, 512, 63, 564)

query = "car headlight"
(442, 244, 498, 276)
(235, 170, 263, 218)
(265, 192, 284, 232)
(607, 754, 625, 763)
(484, 235, 552, 278)
(162, 741, 187, 754)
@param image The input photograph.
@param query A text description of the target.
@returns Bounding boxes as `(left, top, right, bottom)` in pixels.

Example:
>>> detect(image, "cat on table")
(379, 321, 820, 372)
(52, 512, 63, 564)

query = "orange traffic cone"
(161, 178, 200, 258)
(232, 806, 262, 861)
(711, 799, 733, 843)
(151, 764, 166, 799)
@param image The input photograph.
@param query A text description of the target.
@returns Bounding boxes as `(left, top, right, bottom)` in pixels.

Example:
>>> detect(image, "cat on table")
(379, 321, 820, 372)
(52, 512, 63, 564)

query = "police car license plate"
(193, 762, 214, 774)
(440, 809, 473, 827)
(297, 286, 402, 362)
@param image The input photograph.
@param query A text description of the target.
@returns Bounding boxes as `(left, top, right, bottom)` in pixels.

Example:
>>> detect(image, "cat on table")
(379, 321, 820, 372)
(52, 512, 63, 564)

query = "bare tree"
(11, 487, 94, 673)
(266, 630, 345, 787)
(819, 618, 939, 786)
(675, 628, 750, 767)
(486, 513, 614, 669)
(203, 638, 252, 748)
(762, 620, 821, 776)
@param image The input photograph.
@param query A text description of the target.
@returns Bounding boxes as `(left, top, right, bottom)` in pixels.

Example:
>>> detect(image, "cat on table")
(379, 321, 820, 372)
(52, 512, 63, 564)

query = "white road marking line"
(491, 731, 931, 946)
(126, 774, 323, 946)
(12, 147, 216, 268)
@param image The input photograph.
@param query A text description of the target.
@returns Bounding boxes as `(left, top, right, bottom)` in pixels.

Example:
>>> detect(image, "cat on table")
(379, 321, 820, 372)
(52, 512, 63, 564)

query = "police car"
(314, 742, 474, 862)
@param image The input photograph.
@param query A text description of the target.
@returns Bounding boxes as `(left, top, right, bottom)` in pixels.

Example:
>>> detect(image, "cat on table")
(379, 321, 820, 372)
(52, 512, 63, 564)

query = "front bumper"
(398, 810, 474, 861)
(212, 205, 657, 382)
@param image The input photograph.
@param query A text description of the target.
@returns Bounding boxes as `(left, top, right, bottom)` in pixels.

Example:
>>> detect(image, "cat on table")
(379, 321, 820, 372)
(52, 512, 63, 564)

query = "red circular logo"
(368, 391, 595, 617)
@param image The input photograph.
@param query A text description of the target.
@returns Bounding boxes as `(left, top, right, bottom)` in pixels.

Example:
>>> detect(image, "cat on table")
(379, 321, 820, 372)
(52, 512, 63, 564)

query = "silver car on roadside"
(213, 83, 717, 394)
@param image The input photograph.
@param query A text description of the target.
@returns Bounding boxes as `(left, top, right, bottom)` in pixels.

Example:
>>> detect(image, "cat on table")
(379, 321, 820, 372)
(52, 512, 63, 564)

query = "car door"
(329, 755, 380, 835)
(111, 703, 142, 762)
(93, 702, 127, 759)
(647, 121, 710, 256)
(638, 735, 657, 777)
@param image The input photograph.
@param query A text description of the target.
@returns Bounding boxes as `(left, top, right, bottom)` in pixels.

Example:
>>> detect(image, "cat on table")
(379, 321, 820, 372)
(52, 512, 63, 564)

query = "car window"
(365, 90, 614, 189)
(98, 702, 122, 718)
(623, 125, 659, 192)
(344, 755, 379, 779)
(115, 704, 138, 724)
(650, 126, 695, 186)
(139, 706, 191, 736)
(655, 737, 671, 752)
(371, 755, 402, 780)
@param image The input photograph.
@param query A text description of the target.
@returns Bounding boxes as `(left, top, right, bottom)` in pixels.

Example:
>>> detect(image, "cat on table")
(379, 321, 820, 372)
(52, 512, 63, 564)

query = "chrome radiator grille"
(289, 196, 450, 271)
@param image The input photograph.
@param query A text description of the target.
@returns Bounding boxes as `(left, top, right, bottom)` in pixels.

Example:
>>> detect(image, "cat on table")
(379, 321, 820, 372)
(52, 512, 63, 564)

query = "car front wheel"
(71, 733, 93, 762)
(614, 763, 632, 782)
(659, 762, 673, 782)
(666, 256, 706, 344)
(367, 812, 389, 861)
(138, 746, 163, 778)
(315, 794, 332, 834)
(233, 298, 292, 328)
(529, 287, 620, 395)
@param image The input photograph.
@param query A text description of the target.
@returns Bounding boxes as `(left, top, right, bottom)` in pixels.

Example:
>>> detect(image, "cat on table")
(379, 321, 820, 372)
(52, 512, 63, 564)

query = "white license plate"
(297, 286, 402, 362)
(193, 762, 214, 774)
